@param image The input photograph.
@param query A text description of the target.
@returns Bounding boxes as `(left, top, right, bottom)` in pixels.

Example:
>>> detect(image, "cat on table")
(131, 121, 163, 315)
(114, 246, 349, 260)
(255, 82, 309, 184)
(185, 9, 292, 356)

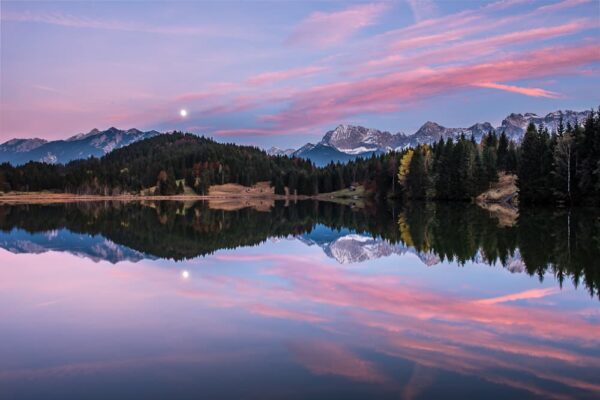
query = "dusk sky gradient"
(1, 0, 599, 148)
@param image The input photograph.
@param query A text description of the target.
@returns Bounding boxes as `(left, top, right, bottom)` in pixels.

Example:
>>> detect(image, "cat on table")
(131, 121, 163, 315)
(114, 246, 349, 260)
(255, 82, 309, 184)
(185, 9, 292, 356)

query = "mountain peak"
(266, 146, 295, 157)
(67, 128, 103, 141)
(416, 121, 445, 136)
(421, 121, 444, 129)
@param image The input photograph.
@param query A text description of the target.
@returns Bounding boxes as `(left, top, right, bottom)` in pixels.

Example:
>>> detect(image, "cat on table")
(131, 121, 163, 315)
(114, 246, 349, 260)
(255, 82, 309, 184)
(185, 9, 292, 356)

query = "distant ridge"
(0, 127, 160, 165)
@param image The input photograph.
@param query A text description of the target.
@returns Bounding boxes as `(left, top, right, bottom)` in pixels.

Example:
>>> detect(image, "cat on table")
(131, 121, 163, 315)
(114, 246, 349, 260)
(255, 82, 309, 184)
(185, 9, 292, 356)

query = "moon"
(181, 270, 190, 279)
(179, 109, 188, 118)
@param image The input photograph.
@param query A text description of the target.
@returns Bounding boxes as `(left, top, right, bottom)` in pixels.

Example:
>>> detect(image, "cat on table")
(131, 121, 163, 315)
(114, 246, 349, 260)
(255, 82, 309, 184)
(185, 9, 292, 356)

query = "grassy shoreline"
(0, 190, 367, 206)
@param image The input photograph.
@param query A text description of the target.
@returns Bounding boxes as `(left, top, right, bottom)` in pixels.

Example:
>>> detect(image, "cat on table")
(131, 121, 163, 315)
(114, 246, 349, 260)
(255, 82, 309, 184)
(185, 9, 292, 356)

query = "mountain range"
(0, 108, 591, 166)
(270, 108, 591, 166)
(0, 127, 160, 165)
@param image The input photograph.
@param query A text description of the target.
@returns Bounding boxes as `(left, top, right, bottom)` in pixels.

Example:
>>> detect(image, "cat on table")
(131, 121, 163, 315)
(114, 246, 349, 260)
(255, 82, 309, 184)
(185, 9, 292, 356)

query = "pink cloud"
(537, 0, 591, 13)
(474, 82, 561, 98)
(255, 44, 599, 133)
(287, 340, 387, 383)
(247, 66, 326, 86)
(364, 19, 593, 76)
(475, 287, 561, 304)
(387, 28, 474, 52)
(249, 303, 326, 323)
(356, 0, 594, 78)
(287, 3, 390, 47)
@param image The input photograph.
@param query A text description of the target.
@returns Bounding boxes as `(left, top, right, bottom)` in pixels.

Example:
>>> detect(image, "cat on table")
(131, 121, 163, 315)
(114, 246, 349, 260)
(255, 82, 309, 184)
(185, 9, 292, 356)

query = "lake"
(1, 201, 598, 399)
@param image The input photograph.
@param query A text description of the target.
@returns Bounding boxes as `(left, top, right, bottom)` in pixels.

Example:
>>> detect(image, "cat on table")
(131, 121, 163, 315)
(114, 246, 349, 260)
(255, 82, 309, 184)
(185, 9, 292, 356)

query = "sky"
(1, 0, 599, 148)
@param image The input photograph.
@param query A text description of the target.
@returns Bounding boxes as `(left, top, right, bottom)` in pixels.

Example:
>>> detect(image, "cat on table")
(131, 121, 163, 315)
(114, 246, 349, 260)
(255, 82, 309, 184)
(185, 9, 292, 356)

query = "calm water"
(1, 201, 599, 400)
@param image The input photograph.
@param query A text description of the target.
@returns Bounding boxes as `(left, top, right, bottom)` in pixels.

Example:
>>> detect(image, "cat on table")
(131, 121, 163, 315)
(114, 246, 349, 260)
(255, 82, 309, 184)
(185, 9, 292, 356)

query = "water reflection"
(0, 201, 599, 399)
(0, 201, 598, 298)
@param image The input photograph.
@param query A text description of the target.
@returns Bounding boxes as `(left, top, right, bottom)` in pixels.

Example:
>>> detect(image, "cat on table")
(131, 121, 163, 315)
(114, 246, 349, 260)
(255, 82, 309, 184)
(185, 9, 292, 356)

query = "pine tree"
(506, 141, 518, 173)
(406, 147, 428, 199)
(553, 128, 575, 203)
(433, 139, 453, 199)
(518, 123, 552, 204)
(482, 143, 498, 185)
(272, 174, 285, 195)
(497, 131, 509, 172)
(576, 110, 599, 203)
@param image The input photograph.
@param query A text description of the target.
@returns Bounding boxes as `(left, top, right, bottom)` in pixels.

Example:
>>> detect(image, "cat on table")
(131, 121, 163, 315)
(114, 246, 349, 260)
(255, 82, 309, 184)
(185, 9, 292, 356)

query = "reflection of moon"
(179, 109, 188, 117)
(181, 270, 190, 279)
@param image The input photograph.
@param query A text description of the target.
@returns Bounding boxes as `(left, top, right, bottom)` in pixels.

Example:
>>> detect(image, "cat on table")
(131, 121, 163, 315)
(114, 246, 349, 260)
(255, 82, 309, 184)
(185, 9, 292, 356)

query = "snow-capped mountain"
(266, 146, 295, 157)
(289, 108, 592, 165)
(0, 127, 160, 165)
(0, 228, 148, 264)
(498, 109, 589, 141)
(322, 234, 442, 265)
(299, 226, 440, 266)
(0, 138, 48, 154)
(319, 124, 405, 154)
(406, 121, 496, 147)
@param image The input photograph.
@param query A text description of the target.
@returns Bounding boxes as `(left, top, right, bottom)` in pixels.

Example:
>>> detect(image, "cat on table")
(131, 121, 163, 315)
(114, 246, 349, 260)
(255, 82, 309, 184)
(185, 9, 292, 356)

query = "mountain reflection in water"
(0, 201, 597, 298)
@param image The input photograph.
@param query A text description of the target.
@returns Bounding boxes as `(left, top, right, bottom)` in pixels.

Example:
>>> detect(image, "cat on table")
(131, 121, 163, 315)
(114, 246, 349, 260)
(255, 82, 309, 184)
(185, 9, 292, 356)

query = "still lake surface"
(1, 201, 599, 400)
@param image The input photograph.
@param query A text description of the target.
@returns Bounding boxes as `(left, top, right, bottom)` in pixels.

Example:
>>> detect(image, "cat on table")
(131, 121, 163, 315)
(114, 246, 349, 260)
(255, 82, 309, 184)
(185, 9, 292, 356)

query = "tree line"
(396, 109, 599, 205)
(398, 130, 517, 201)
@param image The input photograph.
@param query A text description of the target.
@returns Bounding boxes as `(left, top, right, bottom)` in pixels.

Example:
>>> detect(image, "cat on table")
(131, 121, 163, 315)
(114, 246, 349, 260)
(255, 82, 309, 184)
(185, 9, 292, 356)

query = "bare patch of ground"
(477, 173, 518, 205)
(476, 173, 519, 227)
(209, 181, 274, 197)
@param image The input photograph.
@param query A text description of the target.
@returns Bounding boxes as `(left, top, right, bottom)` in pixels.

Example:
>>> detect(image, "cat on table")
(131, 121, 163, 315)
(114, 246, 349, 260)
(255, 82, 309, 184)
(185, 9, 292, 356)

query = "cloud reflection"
(1, 247, 598, 399)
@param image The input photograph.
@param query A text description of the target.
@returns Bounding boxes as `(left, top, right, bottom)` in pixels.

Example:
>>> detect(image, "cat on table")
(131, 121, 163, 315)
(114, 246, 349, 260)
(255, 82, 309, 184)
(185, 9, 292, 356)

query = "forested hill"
(0, 133, 314, 195)
(95, 133, 285, 193)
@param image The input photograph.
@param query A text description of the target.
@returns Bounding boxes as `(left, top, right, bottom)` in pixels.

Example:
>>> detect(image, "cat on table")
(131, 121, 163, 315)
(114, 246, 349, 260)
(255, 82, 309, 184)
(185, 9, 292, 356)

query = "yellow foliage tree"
(397, 214, 414, 247)
(397, 149, 414, 185)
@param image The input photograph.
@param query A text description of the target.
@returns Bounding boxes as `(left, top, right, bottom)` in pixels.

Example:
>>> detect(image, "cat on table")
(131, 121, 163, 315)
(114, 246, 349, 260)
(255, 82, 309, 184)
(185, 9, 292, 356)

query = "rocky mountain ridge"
(0, 127, 160, 165)
(268, 108, 592, 165)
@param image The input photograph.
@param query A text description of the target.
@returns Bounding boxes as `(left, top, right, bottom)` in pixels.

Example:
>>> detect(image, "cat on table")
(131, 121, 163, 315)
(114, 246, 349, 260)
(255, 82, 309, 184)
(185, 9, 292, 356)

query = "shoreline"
(0, 192, 366, 205)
